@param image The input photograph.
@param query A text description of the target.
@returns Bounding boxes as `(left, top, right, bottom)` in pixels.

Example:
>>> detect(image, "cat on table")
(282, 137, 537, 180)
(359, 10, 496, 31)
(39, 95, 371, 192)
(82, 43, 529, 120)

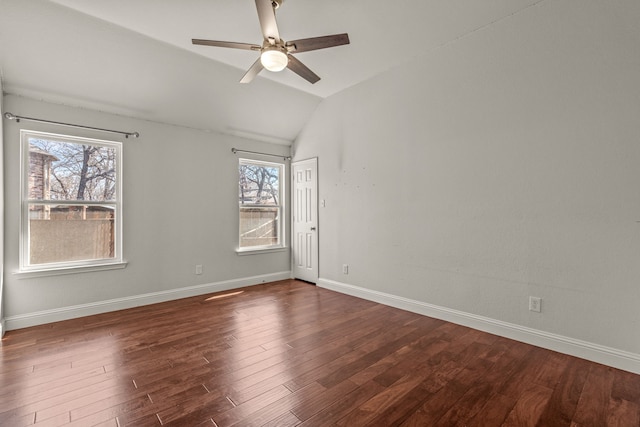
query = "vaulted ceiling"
(1, 0, 541, 143)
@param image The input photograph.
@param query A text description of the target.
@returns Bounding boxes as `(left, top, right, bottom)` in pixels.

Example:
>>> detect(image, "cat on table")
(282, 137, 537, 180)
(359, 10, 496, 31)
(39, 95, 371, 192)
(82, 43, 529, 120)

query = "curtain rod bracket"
(4, 112, 140, 139)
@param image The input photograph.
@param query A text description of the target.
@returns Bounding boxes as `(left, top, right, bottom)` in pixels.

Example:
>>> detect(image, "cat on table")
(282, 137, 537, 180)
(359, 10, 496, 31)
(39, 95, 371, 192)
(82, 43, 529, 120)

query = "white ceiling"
(1, 0, 542, 143)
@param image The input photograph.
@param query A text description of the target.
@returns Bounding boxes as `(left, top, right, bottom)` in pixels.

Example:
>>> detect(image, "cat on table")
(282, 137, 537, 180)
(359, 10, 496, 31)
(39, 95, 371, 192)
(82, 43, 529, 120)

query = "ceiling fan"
(192, 0, 350, 84)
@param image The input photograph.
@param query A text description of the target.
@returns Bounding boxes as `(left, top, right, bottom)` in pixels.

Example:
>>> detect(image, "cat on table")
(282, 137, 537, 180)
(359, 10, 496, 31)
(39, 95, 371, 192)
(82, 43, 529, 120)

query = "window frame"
(19, 129, 124, 274)
(237, 158, 286, 253)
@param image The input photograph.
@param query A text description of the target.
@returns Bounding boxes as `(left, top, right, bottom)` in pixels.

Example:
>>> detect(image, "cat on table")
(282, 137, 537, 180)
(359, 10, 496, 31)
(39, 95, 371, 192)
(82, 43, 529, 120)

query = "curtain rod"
(3, 112, 140, 138)
(232, 148, 291, 161)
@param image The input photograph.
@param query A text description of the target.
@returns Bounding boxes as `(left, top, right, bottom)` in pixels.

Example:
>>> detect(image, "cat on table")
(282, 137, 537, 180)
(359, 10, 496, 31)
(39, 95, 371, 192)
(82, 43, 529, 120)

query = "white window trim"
(237, 158, 286, 253)
(19, 129, 124, 273)
(236, 247, 287, 256)
(13, 261, 128, 279)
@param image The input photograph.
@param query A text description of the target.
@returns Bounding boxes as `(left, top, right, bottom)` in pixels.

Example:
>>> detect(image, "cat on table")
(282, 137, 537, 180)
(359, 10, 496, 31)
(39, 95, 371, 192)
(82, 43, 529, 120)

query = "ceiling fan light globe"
(261, 50, 288, 72)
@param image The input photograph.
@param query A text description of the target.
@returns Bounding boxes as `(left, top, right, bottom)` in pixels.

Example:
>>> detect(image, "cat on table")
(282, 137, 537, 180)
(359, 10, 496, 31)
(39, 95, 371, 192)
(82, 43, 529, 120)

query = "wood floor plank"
(259, 410, 301, 427)
(370, 336, 451, 388)
(433, 380, 494, 426)
(89, 418, 119, 427)
(0, 411, 35, 427)
(297, 380, 386, 426)
(215, 381, 324, 427)
(282, 320, 420, 392)
(365, 378, 432, 426)
(67, 394, 154, 427)
(536, 356, 591, 426)
(612, 368, 640, 402)
(606, 398, 640, 426)
(399, 380, 466, 426)
(33, 409, 71, 426)
(465, 392, 516, 427)
(317, 320, 435, 389)
(572, 364, 616, 426)
(290, 379, 359, 422)
(155, 387, 233, 426)
(209, 384, 291, 426)
(1, 279, 638, 426)
(500, 383, 554, 426)
(335, 374, 427, 426)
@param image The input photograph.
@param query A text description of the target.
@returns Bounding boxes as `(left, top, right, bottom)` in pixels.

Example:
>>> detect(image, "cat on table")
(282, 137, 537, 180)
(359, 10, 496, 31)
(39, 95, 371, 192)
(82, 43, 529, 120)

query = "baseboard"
(318, 278, 640, 375)
(4, 271, 292, 331)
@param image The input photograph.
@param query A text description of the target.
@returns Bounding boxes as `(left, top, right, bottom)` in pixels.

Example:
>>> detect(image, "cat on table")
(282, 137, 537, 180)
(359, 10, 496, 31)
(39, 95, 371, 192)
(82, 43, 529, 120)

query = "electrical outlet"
(342, 264, 349, 275)
(195, 264, 203, 275)
(529, 296, 541, 313)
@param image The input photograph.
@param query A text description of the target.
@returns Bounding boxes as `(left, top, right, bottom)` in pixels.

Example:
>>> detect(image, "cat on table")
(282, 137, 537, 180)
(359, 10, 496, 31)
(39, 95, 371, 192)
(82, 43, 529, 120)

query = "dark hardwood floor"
(1, 280, 639, 426)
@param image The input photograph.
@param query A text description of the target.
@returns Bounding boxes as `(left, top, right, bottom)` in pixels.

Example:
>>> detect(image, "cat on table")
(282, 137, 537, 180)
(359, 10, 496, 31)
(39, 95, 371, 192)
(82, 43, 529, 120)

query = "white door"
(292, 158, 318, 283)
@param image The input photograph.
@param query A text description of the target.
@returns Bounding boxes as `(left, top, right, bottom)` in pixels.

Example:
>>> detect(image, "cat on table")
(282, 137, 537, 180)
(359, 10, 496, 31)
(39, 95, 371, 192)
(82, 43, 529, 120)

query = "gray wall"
(293, 0, 640, 357)
(2, 94, 291, 327)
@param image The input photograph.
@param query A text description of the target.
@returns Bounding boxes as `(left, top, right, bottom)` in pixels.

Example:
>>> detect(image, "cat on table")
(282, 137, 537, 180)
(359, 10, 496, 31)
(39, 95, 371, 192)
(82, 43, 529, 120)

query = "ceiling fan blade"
(287, 55, 320, 84)
(286, 33, 350, 53)
(192, 39, 261, 51)
(240, 58, 264, 84)
(255, 0, 280, 43)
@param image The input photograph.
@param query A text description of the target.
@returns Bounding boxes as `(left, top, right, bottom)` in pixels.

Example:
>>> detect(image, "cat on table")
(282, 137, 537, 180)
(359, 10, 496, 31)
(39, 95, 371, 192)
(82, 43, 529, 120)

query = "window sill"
(14, 261, 128, 279)
(236, 247, 287, 256)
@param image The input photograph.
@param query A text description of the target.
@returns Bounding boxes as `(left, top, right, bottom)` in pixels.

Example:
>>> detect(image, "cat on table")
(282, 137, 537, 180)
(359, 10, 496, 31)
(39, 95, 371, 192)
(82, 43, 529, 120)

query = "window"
(20, 130, 123, 272)
(238, 159, 284, 251)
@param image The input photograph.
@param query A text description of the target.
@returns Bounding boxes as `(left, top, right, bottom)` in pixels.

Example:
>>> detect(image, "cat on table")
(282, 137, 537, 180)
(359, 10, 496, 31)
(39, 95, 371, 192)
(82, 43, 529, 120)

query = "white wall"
(2, 94, 291, 328)
(293, 0, 640, 370)
(0, 79, 5, 336)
